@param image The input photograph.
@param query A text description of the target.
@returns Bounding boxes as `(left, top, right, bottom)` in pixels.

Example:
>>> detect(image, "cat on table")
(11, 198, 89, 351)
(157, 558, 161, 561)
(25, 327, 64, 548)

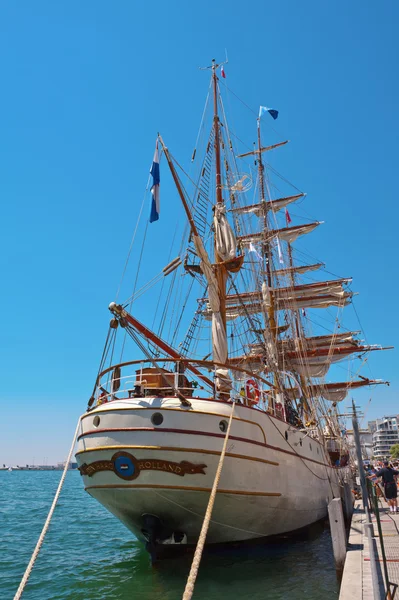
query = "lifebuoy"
(245, 379, 260, 405)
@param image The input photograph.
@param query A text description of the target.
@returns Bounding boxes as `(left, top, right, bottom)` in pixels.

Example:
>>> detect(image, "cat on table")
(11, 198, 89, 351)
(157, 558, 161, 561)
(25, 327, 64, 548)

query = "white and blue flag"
(259, 106, 279, 120)
(149, 141, 160, 223)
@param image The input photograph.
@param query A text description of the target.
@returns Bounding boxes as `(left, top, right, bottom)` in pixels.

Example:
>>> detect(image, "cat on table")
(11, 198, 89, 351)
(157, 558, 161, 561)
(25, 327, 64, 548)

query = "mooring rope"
(13, 418, 81, 600)
(182, 401, 235, 600)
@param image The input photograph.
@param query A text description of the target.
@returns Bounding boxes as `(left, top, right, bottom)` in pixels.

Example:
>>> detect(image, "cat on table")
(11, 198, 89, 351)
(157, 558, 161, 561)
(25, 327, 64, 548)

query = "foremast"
(158, 60, 240, 397)
(212, 59, 228, 336)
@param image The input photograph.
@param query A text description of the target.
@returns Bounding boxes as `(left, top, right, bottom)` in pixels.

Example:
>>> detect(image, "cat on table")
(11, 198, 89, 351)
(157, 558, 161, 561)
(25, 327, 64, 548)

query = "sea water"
(0, 471, 339, 599)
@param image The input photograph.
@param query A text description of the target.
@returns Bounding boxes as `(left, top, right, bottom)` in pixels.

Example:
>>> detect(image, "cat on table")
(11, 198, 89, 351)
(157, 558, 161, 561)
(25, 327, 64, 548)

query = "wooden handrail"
(96, 357, 276, 390)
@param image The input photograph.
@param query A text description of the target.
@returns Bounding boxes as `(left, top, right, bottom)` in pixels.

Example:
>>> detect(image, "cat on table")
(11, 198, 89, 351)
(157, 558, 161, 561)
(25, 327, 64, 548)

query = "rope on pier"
(182, 402, 235, 600)
(13, 419, 81, 600)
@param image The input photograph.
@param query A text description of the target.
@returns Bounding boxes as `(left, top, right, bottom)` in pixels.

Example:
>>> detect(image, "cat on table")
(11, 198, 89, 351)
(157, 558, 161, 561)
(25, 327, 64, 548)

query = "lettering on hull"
(78, 451, 207, 481)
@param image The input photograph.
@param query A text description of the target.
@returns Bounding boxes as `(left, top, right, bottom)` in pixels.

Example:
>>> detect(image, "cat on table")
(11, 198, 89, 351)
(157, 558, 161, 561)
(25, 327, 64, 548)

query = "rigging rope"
(88, 326, 114, 406)
(152, 225, 179, 333)
(119, 219, 149, 362)
(115, 175, 151, 301)
(182, 402, 235, 600)
(191, 81, 212, 161)
(13, 419, 81, 600)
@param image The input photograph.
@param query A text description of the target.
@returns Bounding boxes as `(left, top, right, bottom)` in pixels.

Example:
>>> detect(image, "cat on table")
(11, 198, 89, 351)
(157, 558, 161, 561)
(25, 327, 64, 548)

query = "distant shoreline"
(0, 467, 79, 471)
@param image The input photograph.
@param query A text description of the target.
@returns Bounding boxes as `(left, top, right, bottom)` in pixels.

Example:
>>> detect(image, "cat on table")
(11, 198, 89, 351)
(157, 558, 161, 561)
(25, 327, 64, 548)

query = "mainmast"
(286, 239, 313, 419)
(256, 120, 281, 400)
(212, 59, 228, 336)
(256, 120, 278, 337)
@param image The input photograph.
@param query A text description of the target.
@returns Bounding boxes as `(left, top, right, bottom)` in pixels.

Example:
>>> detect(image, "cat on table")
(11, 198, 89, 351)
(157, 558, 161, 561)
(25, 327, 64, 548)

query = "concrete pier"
(340, 498, 399, 599)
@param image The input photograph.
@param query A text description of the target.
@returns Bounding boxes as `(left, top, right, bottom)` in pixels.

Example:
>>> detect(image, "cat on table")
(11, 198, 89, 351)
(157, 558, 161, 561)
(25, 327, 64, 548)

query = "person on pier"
(373, 461, 399, 513)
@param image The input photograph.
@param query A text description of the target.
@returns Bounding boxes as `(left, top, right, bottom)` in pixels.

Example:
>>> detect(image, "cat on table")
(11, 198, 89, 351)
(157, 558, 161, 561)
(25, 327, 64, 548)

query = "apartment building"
(370, 415, 399, 460)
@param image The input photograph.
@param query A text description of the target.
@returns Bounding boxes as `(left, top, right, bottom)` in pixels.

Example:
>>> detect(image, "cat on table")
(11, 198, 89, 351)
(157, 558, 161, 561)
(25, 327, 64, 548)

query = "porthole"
(219, 420, 228, 433)
(93, 416, 100, 428)
(285, 431, 288, 441)
(151, 412, 164, 426)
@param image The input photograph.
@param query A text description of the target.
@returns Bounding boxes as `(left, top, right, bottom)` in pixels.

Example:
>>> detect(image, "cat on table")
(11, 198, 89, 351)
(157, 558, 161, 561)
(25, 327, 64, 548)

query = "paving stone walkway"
(340, 498, 399, 599)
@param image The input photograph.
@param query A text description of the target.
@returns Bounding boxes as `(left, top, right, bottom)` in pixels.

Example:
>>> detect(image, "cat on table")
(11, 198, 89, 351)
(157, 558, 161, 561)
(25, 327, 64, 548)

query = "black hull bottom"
(147, 516, 328, 562)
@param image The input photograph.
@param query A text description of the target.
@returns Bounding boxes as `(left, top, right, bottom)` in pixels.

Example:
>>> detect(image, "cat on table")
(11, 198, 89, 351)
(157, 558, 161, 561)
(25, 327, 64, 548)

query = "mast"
(157, 61, 238, 398)
(212, 59, 223, 208)
(212, 59, 228, 336)
(256, 119, 281, 400)
(287, 243, 301, 337)
(286, 239, 312, 419)
(257, 120, 278, 334)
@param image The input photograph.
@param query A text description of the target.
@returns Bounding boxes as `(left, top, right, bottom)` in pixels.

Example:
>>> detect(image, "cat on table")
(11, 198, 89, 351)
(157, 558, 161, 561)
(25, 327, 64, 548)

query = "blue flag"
(149, 141, 160, 223)
(259, 106, 279, 120)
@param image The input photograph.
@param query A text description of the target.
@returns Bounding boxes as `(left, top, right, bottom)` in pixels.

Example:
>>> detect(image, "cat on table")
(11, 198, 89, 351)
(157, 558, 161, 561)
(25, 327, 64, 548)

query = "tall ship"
(75, 60, 390, 558)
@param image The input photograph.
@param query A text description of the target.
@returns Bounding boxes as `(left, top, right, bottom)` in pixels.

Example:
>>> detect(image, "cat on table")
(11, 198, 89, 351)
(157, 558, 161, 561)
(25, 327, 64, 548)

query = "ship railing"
(92, 357, 287, 418)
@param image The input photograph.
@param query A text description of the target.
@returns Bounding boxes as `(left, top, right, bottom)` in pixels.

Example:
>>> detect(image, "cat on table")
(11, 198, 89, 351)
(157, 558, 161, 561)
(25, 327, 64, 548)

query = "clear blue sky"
(1, 1, 398, 465)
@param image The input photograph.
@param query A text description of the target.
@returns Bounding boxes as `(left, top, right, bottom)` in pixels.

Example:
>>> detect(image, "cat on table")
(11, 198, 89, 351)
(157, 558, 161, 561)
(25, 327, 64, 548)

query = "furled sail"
(229, 343, 384, 379)
(281, 331, 360, 350)
(238, 222, 322, 246)
(284, 344, 376, 361)
(192, 233, 231, 393)
(277, 279, 352, 298)
(232, 194, 304, 217)
(200, 279, 351, 305)
(214, 204, 236, 261)
(249, 331, 361, 355)
(201, 294, 352, 320)
(290, 362, 331, 377)
(284, 378, 387, 402)
(283, 344, 386, 379)
(200, 279, 352, 320)
(272, 263, 325, 277)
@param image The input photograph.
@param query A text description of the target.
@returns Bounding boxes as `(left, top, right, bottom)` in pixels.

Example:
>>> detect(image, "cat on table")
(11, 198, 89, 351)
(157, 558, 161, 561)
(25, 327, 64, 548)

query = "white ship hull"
(76, 397, 348, 549)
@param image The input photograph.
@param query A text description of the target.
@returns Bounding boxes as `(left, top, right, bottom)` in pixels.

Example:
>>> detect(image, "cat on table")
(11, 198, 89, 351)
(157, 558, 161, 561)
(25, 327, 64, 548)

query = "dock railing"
(367, 479, 398, 599)
(352, 401, 386, 600)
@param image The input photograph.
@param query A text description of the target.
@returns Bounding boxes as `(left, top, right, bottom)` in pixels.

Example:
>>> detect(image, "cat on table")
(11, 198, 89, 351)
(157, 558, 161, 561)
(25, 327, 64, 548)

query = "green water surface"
(0, 471, 339, 599)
